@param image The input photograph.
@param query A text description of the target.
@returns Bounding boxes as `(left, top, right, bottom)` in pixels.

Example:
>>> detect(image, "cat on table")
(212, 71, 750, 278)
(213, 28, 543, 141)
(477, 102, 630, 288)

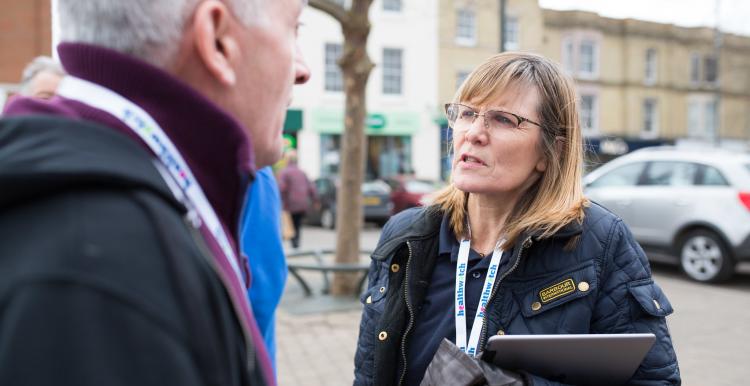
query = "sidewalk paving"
(275, 225, 379, 386)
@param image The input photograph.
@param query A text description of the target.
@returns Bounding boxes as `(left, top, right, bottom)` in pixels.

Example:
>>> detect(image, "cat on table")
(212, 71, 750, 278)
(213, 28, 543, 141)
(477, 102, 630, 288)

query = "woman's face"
(451, 86, 547, 198)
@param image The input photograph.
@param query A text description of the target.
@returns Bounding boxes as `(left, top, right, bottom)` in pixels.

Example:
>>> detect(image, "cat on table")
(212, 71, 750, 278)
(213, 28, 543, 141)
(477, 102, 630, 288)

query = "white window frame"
(503, 16, 520, 51)
(641, 98, 659, 139)
(455, 8, 477, 46)
(560, 31, 601, 80)
(644, 48, 657, 85)
(578, 39, 599, 79)
(687, 94, 718, 139)
(579, 93, 599, 137)
(382, 48, 403, 95)
(690, 53, 701, 85)
(324, 43, 343, 92)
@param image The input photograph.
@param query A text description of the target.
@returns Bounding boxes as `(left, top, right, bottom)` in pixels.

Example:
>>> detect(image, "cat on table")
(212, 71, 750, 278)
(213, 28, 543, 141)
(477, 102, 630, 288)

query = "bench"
(286, 249, 372, 296)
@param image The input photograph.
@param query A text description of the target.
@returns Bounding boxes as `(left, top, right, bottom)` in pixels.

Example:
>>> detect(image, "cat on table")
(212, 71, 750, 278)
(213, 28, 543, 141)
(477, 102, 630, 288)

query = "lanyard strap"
(454, 238, 504, 357)
(56, 76, 245, 286)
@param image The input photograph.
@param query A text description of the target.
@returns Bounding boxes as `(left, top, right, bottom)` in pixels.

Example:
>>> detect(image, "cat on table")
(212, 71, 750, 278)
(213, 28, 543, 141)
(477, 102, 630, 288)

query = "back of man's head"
(20, 56, 65, 98)
(56, 0, 261, 68)
(55, 0, 310, 169)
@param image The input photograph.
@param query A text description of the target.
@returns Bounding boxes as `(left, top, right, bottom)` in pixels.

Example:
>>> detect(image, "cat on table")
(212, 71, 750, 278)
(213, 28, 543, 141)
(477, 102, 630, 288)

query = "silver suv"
(584, 146, 750, 283)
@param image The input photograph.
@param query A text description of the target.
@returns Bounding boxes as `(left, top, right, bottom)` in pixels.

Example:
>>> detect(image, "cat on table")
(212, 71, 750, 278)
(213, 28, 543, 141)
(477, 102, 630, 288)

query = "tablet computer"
(483, 333, 655, 386)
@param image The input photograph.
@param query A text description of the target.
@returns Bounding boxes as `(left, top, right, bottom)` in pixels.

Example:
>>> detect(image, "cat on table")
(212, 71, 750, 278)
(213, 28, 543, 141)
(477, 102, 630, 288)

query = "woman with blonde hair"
(353, 52, 680, 386)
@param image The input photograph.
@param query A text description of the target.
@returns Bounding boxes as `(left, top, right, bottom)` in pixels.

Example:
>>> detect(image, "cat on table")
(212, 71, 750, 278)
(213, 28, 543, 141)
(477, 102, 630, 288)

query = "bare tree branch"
(309, 0, 348, 25)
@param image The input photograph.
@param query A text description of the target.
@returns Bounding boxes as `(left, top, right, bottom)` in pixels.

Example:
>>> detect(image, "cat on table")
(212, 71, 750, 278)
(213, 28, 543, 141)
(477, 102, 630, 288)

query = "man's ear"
(192, 0, 240, 86)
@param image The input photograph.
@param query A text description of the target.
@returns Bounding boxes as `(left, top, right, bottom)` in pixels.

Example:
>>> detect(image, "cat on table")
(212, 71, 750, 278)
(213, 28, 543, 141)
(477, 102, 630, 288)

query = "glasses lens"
(486, 110, 520, 131)
(445, 104, 459, 124)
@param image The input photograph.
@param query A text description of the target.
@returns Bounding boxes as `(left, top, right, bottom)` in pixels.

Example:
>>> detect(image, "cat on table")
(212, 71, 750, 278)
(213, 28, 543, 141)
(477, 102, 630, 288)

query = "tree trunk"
(331, 2, 374, 296)
(308, 0, 374, 297)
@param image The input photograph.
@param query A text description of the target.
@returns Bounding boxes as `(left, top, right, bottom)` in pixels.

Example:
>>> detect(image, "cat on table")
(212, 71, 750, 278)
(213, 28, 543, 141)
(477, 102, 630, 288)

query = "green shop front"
(312, 109, 420, 179)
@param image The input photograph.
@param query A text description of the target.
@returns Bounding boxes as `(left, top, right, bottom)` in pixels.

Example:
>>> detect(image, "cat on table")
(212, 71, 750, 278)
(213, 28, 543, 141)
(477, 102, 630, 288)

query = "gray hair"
(20, 56, 65, 95)
(56, 0, 262, 67)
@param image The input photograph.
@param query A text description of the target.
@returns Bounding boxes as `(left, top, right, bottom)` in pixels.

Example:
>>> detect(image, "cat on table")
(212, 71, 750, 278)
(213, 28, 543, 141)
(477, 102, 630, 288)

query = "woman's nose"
(464, 115, 489, 144)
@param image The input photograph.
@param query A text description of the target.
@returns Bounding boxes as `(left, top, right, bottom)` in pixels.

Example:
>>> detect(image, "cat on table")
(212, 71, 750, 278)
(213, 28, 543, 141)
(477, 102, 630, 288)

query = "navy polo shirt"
(403, 215, 511, 385)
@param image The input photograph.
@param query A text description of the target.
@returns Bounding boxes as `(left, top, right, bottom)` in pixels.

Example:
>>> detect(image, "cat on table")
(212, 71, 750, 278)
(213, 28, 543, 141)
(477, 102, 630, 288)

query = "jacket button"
(578, 281, 590, 292)
(378, 331, 388, 341)
(472, 271, 482, 279)
(366, 296, 372, 304)
(379, 286, 386, 293)
(391, 263, 400, 273)
(496, 330, 505, 336)
(531, 302, 541, 311)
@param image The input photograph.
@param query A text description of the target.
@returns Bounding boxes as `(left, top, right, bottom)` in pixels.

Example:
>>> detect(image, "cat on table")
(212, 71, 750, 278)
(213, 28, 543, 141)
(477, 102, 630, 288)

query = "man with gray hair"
(19, 56, 66, 99)
(0, 1, 309, 385)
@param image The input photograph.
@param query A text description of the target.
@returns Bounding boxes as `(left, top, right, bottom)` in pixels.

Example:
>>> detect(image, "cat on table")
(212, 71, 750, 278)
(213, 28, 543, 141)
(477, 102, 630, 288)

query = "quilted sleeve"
(591, 219, 681, 385)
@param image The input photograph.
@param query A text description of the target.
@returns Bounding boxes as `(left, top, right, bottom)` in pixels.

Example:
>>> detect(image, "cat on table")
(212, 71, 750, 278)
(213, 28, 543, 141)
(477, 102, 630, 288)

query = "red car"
(384, 176, 443, 215)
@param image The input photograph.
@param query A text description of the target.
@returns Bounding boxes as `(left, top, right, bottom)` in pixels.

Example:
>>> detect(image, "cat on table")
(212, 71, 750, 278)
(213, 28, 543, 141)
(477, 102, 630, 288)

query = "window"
(645, 48, 657, 85)
(687, 96, 718, 139)
(503, 16, 519, 51)
(704, 55, 718, 83)
(704, 100, 717, 138)
(589, 163, 646, 188)
(563, 38, 575, 73)
(580, 94, 598, 135)
(561, 33, 600, 79)
(579, 39, 597, 77)
(642, 98, 658, 138)
(700, 166, 729, 186)
(455, 8, 476, 45)
(642, 162, 698, 186)
(324, 43, 343, 92)
(456, 71, 470, 90)
(383, 0, 401, 12)
(382, 48, 403, 95)
(690, 53, 701, 84)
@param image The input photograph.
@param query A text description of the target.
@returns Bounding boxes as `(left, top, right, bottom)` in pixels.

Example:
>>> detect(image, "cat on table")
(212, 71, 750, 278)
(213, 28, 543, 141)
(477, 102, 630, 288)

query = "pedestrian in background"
(19, 56, 65, 99)
(353, 52, 679, 385)
(278, 149, 317, 249)
(240, 166, 287, 373)
(0, 1, 309, 385)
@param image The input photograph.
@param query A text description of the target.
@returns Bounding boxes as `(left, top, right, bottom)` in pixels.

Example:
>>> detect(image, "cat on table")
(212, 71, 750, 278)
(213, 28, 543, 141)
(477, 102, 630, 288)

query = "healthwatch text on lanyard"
(56, 76, 245, 286)
(455, 237, 505, 357)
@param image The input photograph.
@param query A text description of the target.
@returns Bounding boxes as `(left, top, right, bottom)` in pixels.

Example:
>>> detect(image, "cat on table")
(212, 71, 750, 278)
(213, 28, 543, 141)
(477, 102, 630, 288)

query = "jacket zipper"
(477, 236, 533, 350)
(397, 241, 415, 386)
(185, 218, 257, 376)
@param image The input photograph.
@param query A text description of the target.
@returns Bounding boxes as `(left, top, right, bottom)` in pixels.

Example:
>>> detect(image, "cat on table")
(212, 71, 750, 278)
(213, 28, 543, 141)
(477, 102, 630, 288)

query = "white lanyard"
(454, 238, 505, 357)
(56, 76, 245, 286)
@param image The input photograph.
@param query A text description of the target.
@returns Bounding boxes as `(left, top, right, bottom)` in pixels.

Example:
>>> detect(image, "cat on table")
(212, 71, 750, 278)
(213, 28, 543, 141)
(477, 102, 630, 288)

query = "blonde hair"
(432, 52, 588, 247)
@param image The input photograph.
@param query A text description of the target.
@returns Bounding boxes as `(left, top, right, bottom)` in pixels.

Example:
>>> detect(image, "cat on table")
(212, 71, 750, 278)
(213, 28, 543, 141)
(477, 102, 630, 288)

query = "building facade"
(0, 0, 52, 107)
(292, 0, 441, 181)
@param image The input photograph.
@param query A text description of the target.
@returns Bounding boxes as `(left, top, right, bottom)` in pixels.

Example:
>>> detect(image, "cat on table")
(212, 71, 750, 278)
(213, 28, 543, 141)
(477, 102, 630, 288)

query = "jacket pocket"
(512, 262, 598, 318)
(627, 279, 674, 317)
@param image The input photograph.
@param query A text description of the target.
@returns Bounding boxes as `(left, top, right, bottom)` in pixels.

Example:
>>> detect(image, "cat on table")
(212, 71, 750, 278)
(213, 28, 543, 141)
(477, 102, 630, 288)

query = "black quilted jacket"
(353, 204, 680, 386)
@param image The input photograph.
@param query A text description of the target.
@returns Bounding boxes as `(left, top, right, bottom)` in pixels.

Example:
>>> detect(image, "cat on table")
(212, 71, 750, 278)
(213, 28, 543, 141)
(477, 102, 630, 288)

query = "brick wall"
(0, 0, 52, 84)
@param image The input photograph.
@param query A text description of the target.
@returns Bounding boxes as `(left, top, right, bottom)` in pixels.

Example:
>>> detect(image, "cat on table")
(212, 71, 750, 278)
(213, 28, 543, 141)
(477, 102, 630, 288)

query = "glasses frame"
(444, 103, 542, 132)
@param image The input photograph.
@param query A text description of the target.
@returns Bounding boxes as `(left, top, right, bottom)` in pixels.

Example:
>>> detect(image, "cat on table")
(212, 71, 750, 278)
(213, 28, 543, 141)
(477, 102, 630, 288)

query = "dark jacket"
(354, 204, 680, 386)
(0, 116, 267, 386)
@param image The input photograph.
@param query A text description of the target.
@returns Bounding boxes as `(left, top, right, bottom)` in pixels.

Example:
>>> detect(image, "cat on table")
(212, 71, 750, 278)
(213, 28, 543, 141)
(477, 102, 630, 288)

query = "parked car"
(307, 176, 393, 229)
(383, 175, 443, 215)
(584, 146, 750, 283)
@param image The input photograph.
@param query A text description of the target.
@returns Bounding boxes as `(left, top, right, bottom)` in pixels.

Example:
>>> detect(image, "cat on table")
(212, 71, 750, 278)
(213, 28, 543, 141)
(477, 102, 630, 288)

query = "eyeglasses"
(444, 103, 542, 134)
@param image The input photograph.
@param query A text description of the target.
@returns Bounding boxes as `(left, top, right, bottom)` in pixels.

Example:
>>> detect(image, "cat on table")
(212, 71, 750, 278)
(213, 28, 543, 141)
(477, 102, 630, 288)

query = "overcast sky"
(539, 0, 750, 36)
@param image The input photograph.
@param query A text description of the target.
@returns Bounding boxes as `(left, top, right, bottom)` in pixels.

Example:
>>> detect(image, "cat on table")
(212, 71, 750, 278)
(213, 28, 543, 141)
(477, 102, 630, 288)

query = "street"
(276, 225, 750, 386)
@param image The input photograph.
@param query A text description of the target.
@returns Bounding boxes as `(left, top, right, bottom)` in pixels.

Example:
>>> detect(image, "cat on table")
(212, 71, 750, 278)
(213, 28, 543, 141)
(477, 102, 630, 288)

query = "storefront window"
(320, 134, 412, 179)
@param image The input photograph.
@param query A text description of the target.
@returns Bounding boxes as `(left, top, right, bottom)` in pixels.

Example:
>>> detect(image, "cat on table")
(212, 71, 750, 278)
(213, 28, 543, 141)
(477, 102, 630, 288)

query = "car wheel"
(678, 229, 735, 283)
(321, 207, 335, 230)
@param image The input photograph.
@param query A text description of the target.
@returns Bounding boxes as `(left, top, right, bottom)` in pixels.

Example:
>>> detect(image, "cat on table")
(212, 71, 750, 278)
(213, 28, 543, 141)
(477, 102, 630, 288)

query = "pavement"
(274, 225, 750, 386)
